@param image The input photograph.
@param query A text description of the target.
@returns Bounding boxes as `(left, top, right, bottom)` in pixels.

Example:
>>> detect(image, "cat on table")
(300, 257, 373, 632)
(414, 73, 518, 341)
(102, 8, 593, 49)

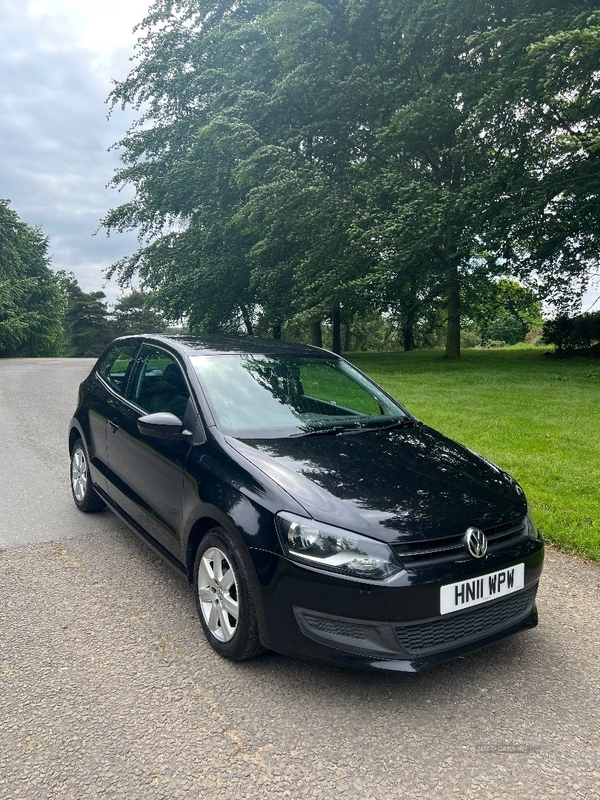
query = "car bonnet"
(224, 423, 527, 545)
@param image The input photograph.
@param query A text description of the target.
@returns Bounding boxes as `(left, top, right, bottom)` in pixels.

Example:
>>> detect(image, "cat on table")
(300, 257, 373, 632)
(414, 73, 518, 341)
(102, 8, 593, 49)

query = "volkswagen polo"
(68, 334, 544, 671)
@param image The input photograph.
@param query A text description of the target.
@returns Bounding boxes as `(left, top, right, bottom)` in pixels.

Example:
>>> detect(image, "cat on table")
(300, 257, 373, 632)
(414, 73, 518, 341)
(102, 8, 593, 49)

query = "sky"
(0, 0, 153, 305)
(1, 0, 598, 314)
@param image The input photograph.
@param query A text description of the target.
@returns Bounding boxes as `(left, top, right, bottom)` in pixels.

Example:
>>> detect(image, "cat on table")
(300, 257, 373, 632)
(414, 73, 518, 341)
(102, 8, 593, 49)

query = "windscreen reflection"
(191, 354, 407, 438)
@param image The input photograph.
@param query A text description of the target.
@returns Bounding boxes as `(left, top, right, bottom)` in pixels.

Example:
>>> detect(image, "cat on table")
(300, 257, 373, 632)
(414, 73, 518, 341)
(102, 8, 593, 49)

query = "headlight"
(276, 512, 403, 581)
(526, 505, 542, 540)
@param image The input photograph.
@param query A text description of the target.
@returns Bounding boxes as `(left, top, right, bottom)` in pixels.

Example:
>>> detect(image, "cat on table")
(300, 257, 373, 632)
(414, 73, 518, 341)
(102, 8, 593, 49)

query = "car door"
(105, 343, 195, 558)
(86, 340, 141, 494)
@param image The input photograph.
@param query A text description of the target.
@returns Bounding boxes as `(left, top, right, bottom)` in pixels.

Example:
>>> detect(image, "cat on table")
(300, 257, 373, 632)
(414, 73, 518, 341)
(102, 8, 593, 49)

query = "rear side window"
(97, 341, 139, 396)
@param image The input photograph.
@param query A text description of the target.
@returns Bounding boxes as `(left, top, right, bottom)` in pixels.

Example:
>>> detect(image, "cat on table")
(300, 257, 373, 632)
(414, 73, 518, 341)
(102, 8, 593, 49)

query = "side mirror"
(137, 412, 191, 440)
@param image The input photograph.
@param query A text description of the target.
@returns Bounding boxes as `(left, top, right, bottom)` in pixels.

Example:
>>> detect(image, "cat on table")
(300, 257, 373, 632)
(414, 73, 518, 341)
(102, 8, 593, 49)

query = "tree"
(111, 289, 168, 336)
(103, 3, 271, 335)
(104, 0, 600, 356)
(0, 200, 63, 357)
(543, 311, 600, 353)
(103, 1, 373, 347)
(58, 272, 112, 357)
(345, 0, 568, 356)
(463, 278, 543, 345)
(473, 4, 600, 311)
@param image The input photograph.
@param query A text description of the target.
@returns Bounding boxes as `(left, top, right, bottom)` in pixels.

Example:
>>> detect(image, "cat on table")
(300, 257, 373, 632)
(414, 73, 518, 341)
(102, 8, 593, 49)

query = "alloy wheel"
(197, 546, 240, 642)
(71, 447, 88, 502)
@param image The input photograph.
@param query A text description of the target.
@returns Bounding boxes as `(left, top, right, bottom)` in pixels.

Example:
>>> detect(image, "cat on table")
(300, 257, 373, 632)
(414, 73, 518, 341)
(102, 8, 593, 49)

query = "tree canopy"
(58, 272, 113, 358)
(57, 275, 169, 357)
(111, 289, 168, 337)
(103, 0, 600, 356)
(0, 200, 64, 357)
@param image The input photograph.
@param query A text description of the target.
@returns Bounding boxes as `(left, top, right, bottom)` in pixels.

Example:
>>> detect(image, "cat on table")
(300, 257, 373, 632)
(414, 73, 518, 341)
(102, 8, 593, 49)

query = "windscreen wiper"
(369, 418, 415, 432)
(289, 425, 349, 438)
(290, 418, 415, 437)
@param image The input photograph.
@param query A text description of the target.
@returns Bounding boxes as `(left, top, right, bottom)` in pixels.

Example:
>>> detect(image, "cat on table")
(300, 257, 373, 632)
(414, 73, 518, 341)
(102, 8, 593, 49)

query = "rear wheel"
(70, 438, 104, 512)
(194, 528, 265, 661)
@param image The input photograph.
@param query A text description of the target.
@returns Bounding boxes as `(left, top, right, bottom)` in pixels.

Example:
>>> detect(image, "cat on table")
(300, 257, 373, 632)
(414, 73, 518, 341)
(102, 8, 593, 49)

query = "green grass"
(349, 347, 600, 562)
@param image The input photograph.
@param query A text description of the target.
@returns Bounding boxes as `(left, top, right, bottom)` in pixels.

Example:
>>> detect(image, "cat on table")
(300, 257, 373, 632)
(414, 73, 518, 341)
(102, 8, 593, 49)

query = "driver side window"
(130, 347, 190, 419)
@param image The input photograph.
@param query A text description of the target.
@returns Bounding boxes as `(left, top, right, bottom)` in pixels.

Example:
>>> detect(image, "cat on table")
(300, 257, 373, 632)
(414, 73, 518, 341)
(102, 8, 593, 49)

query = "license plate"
(440, 563, 525, 615)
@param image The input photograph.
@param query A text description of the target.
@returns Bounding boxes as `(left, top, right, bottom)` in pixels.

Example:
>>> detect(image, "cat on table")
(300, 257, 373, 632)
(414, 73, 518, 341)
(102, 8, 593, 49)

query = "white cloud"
(0, 0, 153, 304)
(27, 0, 151, 63)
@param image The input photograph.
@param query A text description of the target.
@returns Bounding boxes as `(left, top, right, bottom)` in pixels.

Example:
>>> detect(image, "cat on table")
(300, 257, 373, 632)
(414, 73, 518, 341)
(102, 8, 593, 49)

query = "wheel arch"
(68, 424, 83, 455)
(185, 513, 271, 649)
(186, 516, 224, 579)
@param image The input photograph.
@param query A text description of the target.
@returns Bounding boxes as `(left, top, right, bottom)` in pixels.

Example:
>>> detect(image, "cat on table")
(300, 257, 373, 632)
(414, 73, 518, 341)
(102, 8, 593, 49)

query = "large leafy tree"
(473, 4, 600, 310)
(58, 272, 113, 357)
(104, 2, 266, 334)
(104, 1, 386, 349)
(104, 0, 600, 356)
(347, 0, 600, 356)
(0, 200, 63, 357)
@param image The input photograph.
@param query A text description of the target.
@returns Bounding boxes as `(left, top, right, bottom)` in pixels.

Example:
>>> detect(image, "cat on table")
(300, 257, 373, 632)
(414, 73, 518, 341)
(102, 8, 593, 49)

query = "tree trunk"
(443, 221, 461, 359)
(343, 320, 351, 352)
(403, 321, 414, 352)
(445, 261, 461, 359)
(240, 305, 254, 336)
(272, 323, 282, 340)
(403, 273, 418, 351)
(331, 305, 342, 355)
(310, 320, 323, 347)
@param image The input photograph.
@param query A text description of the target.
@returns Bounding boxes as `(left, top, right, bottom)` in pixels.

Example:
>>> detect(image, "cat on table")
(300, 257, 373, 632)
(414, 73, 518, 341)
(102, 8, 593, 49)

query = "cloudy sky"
(1, 0, 153, 304)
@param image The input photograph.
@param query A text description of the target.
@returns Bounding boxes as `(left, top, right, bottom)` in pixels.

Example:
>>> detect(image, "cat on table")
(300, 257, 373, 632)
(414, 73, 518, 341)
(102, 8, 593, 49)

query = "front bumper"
(250, 540, 544, 671)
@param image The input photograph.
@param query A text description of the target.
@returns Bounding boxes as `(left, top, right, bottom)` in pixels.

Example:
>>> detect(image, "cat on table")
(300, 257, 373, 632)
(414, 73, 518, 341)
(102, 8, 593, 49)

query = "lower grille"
(393, 586, 538, 656)
(301, 613, 368, 640)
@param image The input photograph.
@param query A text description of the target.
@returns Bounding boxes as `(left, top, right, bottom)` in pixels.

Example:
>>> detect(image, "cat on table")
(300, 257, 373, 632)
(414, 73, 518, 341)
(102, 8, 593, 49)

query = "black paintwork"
(69, 334, 544, 671)
(226, 425, 526, 543)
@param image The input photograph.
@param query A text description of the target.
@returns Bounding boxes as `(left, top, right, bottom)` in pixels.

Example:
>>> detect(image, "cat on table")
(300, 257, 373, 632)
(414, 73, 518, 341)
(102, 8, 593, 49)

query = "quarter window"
(96, 342, 139, 396)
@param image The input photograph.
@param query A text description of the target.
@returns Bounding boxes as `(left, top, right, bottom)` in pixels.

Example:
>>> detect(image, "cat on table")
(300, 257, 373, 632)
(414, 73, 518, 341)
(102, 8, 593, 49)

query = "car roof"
(118, 333, 331, 358)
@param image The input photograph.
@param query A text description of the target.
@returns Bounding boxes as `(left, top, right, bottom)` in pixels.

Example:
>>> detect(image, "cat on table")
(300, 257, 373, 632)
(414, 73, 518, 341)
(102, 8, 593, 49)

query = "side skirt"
(94, 485, 188, 578)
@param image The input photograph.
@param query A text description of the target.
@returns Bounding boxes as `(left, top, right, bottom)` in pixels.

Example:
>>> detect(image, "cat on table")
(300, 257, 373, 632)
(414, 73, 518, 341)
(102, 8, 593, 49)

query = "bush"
(486, 313, 527, 345)
(460, 330, 482, 348)
(543, 312, 600, 352)
(525, 325, 544, 346)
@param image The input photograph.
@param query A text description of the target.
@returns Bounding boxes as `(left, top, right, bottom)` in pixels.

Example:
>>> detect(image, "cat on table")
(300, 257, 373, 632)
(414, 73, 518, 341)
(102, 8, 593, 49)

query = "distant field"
(350, 347, 600, 562)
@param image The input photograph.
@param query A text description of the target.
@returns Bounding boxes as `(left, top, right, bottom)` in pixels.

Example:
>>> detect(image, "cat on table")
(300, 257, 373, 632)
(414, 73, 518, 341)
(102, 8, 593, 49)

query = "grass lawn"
(349, 346, 600, 562)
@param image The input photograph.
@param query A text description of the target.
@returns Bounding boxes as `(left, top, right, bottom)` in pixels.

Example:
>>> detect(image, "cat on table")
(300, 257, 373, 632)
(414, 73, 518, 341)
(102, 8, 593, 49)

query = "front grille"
(393, 585, 537, 656)
(391, 518, 526, 566)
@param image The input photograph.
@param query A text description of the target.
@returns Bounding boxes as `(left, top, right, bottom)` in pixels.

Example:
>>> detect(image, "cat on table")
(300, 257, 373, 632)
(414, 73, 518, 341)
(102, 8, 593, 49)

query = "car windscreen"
(190, 354, 409, 438)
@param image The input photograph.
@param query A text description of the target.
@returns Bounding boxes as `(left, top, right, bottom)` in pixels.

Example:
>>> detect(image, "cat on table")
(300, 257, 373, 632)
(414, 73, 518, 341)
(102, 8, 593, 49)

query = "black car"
(69, 334, 544, 671)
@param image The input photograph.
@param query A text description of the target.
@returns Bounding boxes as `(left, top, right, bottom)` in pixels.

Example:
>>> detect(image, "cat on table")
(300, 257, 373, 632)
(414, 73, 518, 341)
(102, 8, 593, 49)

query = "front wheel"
(70, 438, 104, 512)
(193, 528, 265, 661)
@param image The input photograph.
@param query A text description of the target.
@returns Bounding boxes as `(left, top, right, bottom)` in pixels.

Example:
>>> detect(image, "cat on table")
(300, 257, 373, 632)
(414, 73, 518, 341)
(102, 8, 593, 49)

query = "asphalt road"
(0, 358, 598, 800)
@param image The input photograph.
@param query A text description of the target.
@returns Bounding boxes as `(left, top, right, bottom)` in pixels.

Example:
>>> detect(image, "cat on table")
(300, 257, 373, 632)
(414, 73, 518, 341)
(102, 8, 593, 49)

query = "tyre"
(193, 528, 265, 661)
(70, 438, 104, 512)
